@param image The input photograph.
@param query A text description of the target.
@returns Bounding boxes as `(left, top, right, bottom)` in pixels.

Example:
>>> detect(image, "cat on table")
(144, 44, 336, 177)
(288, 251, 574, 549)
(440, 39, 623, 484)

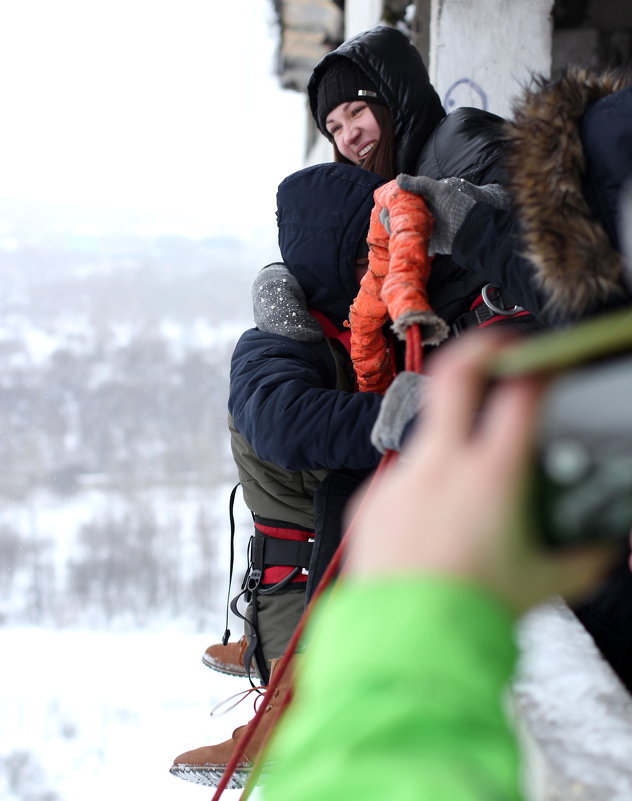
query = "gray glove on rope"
(370, 371, 433, 454)
(252, 263, 322, 342)
(396, 175, 511, 256)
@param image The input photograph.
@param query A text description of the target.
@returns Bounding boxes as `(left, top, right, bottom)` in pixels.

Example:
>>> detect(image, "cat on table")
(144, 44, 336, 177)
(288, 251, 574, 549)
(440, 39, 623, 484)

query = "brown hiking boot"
(202, 636, 252, 678)
(169, 657, 293, 788)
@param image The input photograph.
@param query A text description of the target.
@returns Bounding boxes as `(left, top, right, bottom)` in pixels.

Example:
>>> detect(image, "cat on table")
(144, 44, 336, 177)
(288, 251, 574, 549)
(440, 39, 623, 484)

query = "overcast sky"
(0, 0, 307, 239)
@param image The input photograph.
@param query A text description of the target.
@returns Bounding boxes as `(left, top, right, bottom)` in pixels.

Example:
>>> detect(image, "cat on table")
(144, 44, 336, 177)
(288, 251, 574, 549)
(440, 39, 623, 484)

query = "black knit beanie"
(316, 58, 385, 138)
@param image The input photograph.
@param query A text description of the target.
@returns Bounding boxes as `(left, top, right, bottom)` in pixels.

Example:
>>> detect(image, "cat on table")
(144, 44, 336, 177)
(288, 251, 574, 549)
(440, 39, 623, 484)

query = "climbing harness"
(310, 308, 352, 354)
(229, 517, 314, 688)
(452, 283, 529, 335)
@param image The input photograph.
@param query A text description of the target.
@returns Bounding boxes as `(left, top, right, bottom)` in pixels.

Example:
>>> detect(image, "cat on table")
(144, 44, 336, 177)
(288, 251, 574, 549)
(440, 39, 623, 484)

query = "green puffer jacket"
(262, 577, 523, 801)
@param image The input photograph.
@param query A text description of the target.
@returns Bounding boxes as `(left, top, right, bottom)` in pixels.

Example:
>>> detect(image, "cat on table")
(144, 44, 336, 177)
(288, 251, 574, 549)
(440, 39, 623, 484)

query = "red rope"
(406, 324, 423, 374)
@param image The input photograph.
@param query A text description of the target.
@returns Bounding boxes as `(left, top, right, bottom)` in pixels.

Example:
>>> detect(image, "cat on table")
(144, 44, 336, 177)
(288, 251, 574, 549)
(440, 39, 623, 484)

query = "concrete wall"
(342, 0, 556, 118)
(273, 0, 344, 91)
(345, 0, 384, 36)
(429, 0, 554, 118)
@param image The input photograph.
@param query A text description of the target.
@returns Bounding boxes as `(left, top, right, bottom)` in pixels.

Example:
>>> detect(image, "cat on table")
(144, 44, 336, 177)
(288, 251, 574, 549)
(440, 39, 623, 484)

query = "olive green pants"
(245, 586, 306, 673)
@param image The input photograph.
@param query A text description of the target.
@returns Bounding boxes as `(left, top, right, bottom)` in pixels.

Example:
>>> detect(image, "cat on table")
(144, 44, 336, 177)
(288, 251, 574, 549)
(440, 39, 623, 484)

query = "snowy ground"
(0, 626, 252, 801)
(2, 603, 632, 801)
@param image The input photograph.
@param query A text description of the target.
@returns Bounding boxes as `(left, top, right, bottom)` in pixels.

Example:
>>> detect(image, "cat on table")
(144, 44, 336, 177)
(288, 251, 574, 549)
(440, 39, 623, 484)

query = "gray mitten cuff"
(370, 371, 432, 453)
(252, 263, 323, 342)
(396, 174, 510, 255)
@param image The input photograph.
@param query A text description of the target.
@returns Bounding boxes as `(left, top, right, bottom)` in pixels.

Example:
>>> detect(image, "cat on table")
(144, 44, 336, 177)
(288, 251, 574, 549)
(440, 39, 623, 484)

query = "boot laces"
(210, 685, 267, 717)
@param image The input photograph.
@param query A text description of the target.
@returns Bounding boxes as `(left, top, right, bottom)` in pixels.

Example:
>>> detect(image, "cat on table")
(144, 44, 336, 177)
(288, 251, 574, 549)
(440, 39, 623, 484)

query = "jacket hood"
(504, 67, 632, 318)
(307, 26, 445, 174)
(276, 163, 386, 328)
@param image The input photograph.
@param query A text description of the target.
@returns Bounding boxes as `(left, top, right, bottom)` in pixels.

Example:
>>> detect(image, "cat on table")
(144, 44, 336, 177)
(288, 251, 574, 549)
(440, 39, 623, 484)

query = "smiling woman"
(325, 101, 381, 162)
(315, 57, 394, 178)
(0, 0, 304, 238)
(308, 26, 446, 181)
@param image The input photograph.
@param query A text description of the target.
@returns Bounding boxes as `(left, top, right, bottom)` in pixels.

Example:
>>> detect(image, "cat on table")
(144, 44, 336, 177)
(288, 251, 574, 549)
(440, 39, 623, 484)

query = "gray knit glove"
(371, 371, 432, 454)
(252, 263, 323, 342)
(396, 175, 510, 255)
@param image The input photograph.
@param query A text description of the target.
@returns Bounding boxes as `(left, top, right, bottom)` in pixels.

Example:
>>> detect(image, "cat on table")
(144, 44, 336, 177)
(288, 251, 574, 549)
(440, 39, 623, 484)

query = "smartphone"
(488, 307, 632, 548)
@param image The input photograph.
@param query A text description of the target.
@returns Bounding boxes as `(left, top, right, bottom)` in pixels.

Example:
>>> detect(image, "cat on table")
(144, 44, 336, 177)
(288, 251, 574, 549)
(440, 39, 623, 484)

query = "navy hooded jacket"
(228, 164, 386, 473)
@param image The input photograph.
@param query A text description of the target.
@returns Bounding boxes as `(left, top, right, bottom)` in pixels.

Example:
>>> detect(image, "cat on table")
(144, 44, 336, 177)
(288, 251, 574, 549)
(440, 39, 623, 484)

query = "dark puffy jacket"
(416, 107, 507, 185)
(453, 69, 632, 324)
(228, 164, 385, 474)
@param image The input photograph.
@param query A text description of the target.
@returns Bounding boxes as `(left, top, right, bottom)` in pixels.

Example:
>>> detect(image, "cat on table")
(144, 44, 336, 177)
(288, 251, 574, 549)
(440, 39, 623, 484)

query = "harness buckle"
(301, 538, 315, 575)
(481, 283, 524, 316)
(246, 570, 262, 592)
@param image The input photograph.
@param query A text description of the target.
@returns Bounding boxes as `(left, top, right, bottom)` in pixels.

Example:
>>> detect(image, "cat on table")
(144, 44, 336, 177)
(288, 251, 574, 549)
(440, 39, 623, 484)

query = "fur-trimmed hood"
(504, 67, 632, 318)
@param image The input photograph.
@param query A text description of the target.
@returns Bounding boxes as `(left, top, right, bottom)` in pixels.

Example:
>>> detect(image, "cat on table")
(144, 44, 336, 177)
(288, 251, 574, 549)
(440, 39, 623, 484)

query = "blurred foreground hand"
(345, 330, 617, 613)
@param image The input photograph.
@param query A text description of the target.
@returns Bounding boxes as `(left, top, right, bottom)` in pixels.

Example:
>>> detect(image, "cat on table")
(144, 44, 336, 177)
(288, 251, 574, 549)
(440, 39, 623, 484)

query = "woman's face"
(325, 102, 381, 165)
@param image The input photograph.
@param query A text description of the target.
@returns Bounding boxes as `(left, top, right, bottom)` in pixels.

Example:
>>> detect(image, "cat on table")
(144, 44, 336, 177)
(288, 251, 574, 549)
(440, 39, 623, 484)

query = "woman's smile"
(325, 102, 382, 165)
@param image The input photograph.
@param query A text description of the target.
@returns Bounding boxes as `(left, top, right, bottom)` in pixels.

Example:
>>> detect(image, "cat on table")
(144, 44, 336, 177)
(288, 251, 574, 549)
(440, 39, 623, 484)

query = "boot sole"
(169, 762, 250, 788)
(201, 654, 248, 678)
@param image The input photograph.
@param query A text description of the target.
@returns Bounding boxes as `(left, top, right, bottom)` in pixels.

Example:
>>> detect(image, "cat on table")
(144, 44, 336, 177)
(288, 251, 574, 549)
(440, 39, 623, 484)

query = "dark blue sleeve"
(580, 85, 632, 252)
(228, 329, 382, 472)
(452, 203, 550, 321)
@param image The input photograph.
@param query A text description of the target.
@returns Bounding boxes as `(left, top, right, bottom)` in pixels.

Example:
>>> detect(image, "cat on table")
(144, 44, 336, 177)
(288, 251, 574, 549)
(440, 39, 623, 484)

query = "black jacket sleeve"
(415, 107, 509, 184)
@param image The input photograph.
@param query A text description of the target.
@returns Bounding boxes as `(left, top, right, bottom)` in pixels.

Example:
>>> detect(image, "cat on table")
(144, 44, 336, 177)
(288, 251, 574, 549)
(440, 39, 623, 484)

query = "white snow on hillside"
(0, 627, 249, 801)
